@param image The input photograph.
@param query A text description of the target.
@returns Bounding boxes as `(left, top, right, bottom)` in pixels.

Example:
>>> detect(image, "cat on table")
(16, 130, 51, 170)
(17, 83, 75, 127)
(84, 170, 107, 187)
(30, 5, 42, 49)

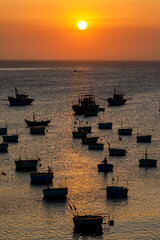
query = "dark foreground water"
(0, 60, 160, 239)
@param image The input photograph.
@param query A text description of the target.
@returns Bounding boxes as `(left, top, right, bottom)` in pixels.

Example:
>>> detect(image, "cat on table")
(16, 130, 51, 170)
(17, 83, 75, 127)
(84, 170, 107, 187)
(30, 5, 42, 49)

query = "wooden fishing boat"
(109, 147, 126, 156)
(43, 187, 68, 199)
(107, 88, 129, 106)
(118, 128, 132, 135)
(97, 163, 113, 172)
(139, 149, 157, 167)
(137, 135, 151, 142)
(3, 134, 18, 142)
(0, 143, 8, 152)
(25, 119, 51, 127)
(107, 186, 128, 198)
(82, 136, 99, 144)
(30, 167, 54, 183)
(8, 87, 34, 106)
(73, 215, 104, 228)
(15, 158, 40, 170)
(88, 143, 104, 150)
(30, 126, 45, 134)
(72, 131, 87, 138)
(98, 122, 112, 129)
(0, 127, 7, 135)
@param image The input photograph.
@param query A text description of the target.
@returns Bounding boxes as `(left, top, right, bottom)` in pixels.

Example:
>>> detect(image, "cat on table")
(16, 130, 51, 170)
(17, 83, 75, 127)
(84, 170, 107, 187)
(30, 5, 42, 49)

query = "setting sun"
(77, 21, 87, 30)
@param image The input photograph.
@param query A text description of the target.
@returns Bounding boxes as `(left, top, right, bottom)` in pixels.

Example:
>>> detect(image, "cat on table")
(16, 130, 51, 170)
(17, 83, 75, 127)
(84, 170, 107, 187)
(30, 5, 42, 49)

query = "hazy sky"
(0, 0, 160, 60)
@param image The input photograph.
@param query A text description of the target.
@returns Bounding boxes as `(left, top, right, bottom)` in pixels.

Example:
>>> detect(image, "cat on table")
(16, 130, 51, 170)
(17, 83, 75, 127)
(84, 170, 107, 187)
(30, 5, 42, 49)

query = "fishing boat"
(82, 136, 99, 144)
(88, 143, 104, 150)
(30, 166, 54, 183)
(97, 157, 113, 172)
(3, 134, 18, 142)
(30, 126, 45, 134)
(8, 87, 34, 106)
(139, 149, 157, 167)
(118, 128, 132, 135)
(15, 157, 40, 170)
(24, 112, 51, 127)
(78, 126, 91, 133)
(72, 94, 99, 115)
(98, 122, 112, 129)
(0, 127, 7, 135)
(0, 143, 8, 152)
(106, 177, 128, 198)
(109, 147, 126, 156)
(72, 131, 87, 138)
(137, 134, 151, 142)
(106, 88, 129, 106)
(43, 186, 68, 199)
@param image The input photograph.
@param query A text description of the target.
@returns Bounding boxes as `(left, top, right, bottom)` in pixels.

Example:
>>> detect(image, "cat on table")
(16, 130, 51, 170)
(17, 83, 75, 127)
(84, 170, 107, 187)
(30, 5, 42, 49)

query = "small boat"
(73, 215, 104, 228)
(139, 149, 157, 167)
(15, 157, 40, 170)
(25, 119, 51, 127)
(0, 127, 7, 135)
(3, 134, 18, 142)
(106, 177, 128, 198)
(72, 94, 99, 115)
(30, 166, 54, 183)
(118, 128, 132, 135)
(82, 136, 99, 144)
(88, 143, 104, 150)
(106, 88, 129, 106)
(0, 143, 8, 152)
(78, 126, 91, 133)
(72, 131, 87, 138)
(109, 147, 126, 156)
(97, 157, 113, 172)
(43, 186, 68, 199)
(84, 109, 99, 117)
(98, 122, 112, 129)
(8, 87, 34, 106)
(137, 135, 151, 142)
(30, 126, 45, 134)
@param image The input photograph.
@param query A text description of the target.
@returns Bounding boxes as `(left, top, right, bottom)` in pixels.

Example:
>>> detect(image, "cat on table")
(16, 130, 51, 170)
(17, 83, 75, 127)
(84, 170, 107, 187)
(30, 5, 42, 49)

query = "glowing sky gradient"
(0, 0, 160, 60)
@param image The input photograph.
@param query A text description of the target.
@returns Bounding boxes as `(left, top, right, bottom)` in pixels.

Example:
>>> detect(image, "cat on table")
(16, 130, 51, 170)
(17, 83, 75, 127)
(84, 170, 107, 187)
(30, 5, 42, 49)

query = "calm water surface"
(0, 61, 160, 239)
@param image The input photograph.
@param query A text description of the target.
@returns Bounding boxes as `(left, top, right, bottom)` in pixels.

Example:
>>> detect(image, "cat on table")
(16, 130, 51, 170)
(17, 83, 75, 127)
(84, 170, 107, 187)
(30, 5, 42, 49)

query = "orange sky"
(0, 0, 160, 60)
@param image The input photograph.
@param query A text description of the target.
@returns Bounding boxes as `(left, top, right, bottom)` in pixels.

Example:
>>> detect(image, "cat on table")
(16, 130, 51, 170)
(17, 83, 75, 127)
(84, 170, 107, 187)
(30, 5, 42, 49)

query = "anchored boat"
(15, 157, 40, 170)
(8, 88, 34, 106)
(0, 143, 8, 152)
(139, 149, 157, 167)
(30, 166, 54, 183)
(3, 134, 18, 142)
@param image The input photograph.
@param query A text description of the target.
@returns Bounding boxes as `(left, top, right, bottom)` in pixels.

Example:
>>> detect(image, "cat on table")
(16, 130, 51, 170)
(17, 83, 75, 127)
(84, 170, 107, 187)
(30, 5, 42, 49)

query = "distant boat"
(3, 134, 18, 142)
(30, 166, 54, 183)
(98, 122, 112, 129)
(139, 149, 157, 167)
(106, 177, 128, 198)
(25, 118, 51, 127)
(78, 126, 91, 133)
(137, 134, 151, 142)
(72, 131, 87, 138)
(15, 157, 40, 170)
(43, 186, 68, 199)
(8, 87, 34, 106)
(118, 128, 132, 135)
(88, 143, 104, 150)
(72, 94, 99, 115)
(109, 147, 126, 156)
(82, 136, 99, 144)
(106, 88, 130, 106)
(30, 126, 45, 134)
(97, 157, 113, 172)
(0, 143, 8, 152)
(0, 127, 7, 135)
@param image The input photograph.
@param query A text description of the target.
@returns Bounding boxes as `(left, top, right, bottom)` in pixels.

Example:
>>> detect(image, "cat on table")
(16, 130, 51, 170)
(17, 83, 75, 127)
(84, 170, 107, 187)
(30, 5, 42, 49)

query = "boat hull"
(15, 159, 38, 170)
(107, 98, 126, 106)
(0, 128, 7, 135)
(82, 137, 99, 144)
(30, 172, 54, 183)
(98, 123, 112, 129)
(72, 131, 87, 138)
(107, 186, 128, 198)
(3, 135, 18, 142)
(30, 127, 45, 134)
(139, 159, 157, 167)
(78, 126, 91, 133)
(25, 119, 51, 127)
(8, 97, 34, 106)
(97, 163, 113, 172)
(118, 128, 132, 135)
(109, 148, 126, 156)
(73, 215, 103, 228)
(137, 135, 151, 142)
(43, 187, 68, 199)
(88, 143, 104, 150)
(0, 143, 8, 152)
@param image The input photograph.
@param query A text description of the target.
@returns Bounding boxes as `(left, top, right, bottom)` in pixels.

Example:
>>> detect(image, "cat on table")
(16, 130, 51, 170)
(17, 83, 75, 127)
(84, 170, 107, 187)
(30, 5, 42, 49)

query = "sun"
(77, 21, 87, 30)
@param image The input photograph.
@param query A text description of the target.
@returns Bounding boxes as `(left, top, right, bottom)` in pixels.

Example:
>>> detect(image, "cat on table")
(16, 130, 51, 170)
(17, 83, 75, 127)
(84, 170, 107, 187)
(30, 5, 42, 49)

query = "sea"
(0, 60, 160, 240)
